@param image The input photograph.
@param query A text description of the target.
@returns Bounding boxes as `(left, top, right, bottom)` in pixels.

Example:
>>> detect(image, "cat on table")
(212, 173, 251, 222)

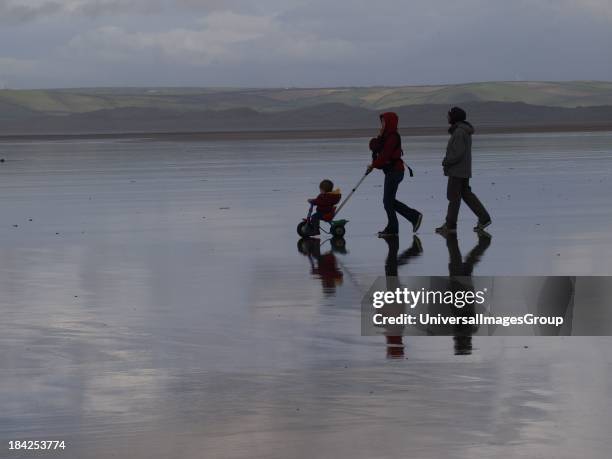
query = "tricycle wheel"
(331, 225, 346, 238)
(297, 238, 311, 254)
(297, 221, 310, 237)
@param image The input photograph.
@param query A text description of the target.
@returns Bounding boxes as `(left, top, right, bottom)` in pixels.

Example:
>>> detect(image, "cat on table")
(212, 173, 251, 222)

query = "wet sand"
(1, 131, 612, 458)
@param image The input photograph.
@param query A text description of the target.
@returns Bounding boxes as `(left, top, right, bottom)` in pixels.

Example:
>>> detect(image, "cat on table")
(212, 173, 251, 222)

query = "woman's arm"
(371, 135, 399, 169)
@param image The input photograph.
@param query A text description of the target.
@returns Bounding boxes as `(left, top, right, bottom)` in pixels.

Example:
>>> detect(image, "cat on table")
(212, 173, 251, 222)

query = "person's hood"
(450, 121, 475, 135)
(380, 112, 399, 134)
(330, 188, 341, 195)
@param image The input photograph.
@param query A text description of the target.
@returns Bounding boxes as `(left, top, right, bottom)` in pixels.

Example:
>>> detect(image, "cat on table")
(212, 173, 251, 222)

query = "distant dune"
(0, 82, 611, 138)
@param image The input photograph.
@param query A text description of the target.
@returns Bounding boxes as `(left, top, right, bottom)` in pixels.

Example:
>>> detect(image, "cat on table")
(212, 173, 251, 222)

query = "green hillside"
(1, 81, 611, 120)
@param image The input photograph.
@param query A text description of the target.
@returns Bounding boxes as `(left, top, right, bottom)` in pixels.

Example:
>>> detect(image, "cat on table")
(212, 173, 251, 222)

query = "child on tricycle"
(297, 179, 346, 238)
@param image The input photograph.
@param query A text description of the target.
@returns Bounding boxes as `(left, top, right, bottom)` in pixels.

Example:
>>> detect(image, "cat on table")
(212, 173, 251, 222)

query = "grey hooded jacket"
(443, 121, 475, 178)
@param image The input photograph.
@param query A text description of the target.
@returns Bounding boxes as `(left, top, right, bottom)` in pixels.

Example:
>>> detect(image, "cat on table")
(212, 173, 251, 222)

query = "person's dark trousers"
(383, 170, 420, 233)
(445, 176, 490, 229)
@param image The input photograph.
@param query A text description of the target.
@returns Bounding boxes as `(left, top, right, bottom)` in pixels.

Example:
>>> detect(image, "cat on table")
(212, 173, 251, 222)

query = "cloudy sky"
(0, 0, 611, 88)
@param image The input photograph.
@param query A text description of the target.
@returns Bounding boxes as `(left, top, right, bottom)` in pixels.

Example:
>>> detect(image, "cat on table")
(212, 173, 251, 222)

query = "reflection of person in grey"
(446, 231, 491, 277)
(382, 235, 423, 358)
(534, 277, 575, 335)
(436, 230, 492, 354)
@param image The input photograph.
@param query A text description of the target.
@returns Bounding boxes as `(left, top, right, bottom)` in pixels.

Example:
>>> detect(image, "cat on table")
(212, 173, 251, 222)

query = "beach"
(2, 131, 612, 458)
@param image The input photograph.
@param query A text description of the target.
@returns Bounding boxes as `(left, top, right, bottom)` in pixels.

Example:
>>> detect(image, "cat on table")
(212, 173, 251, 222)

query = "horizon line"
(1, 79, 611, 92)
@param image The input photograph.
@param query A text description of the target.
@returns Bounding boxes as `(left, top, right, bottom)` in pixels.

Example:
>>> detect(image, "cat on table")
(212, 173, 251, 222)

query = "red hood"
(380, 112, 399, 135)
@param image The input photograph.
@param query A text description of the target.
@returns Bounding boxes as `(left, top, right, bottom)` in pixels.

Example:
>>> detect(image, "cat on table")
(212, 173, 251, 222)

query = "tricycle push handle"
(334, 173, 368, 217)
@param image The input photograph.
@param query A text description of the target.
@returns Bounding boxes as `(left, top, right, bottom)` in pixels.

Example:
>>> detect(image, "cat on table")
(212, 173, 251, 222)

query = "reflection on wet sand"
(443, 231, 491, 355)
(534, 277, 575, 335)
(2, 134, 612, 458)
(382, 236, 423, 358)
(297, 238, 346, 295)
(377, 233, 492, 356)
(374, 231, 492, 354)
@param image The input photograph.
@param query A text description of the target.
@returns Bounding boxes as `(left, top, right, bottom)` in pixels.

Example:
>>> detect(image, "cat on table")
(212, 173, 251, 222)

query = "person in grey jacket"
(435, 107, 491, 234)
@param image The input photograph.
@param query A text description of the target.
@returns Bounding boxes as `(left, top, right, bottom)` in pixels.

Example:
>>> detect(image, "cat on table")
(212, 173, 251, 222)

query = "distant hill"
(1, 101, 611, 137)
(1, 81, 612, 121)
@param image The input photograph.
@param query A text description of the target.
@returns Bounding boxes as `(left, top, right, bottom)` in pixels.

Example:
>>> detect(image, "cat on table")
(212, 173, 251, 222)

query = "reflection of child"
(311, 252, 343, 293)
(297, 238, 343, 294)
(307, 179, 341, 235)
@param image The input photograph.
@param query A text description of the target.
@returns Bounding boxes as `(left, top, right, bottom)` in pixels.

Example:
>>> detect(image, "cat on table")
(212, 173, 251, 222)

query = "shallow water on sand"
(1, 132, 612, 458)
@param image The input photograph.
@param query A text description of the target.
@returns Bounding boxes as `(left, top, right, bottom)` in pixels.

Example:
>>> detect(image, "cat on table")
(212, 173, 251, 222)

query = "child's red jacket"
(311, 189, 342, 218)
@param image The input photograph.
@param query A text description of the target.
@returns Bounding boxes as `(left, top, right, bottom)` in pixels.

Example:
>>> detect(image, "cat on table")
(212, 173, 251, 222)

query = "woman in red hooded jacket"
(367, 112, 423, 237)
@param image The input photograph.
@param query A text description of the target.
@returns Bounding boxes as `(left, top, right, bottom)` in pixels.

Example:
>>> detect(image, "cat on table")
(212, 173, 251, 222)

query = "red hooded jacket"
(370, 112, 405, 173)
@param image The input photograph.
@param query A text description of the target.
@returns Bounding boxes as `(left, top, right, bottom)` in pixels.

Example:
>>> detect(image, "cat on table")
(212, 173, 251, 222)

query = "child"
(307, 179, 341, 235)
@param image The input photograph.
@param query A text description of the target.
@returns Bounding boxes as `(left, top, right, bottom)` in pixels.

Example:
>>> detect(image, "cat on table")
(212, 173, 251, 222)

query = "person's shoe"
(406, 235, 423, 255)
(474, 219, 492, 232)
(475, 229, 492, 240)
(435, 223, 456, 234)
(378, 230, 398, 238)
(412, 212, 423, 233)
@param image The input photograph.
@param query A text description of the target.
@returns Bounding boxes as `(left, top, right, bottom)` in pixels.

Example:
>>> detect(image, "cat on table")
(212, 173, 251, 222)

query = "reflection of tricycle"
(297, 236, 347, 255)
(296, 172, 368, 239)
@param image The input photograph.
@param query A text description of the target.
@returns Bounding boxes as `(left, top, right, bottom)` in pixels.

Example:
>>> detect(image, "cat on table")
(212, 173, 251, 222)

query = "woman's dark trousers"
(445, 177, 490, 229)
(383, 170, 420, 233)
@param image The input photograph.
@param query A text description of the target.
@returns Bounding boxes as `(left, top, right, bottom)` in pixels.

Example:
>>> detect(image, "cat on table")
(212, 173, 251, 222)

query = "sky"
(0, 0, 611, 89)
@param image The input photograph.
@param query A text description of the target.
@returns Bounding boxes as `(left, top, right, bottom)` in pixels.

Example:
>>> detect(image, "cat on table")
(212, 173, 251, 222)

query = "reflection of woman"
(382, 235, 423, 358)
(367, 112, 422, 238)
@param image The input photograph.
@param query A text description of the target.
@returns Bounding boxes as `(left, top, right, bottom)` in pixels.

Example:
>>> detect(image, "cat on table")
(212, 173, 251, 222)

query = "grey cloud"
(0, 0, 611, 88)
(0, 0, 253, 23)
(0, 0, 63, 24)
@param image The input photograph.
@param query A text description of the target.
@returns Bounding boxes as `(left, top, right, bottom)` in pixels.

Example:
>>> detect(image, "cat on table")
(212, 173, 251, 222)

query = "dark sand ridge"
(1, 123, 612, 143)
(1, 100, 612, 141)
